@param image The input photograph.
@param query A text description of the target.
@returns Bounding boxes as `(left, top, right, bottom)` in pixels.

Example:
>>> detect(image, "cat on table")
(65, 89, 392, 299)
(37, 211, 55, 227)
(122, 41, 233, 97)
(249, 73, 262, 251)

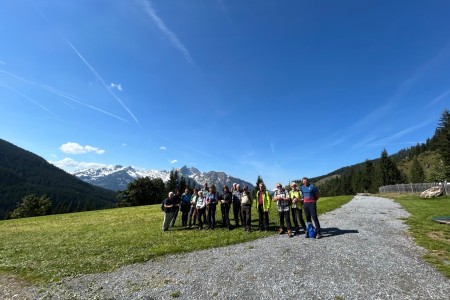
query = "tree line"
(116, 169, 200, 207)
(314, 109, 450, 196)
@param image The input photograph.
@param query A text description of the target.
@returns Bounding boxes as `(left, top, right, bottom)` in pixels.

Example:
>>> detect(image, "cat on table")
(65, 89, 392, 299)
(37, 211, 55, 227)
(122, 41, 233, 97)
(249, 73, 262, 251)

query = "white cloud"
(160, 146, 166, 150)
(110, 82, 123, 91)
(60, 142, 105, 154)
(50, 158, 110, 172)
(170, 159, 178, 164)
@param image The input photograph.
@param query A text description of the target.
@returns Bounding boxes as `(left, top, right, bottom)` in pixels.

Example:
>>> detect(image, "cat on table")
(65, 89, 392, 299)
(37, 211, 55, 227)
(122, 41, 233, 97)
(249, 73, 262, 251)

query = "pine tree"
(362, 159, 375, 193)
(253, 175, 265, 198)
(166, 169, 178, 192)
(378, 149, 403, 186)
(426, 159, 448, 182)
(409, 157, 425, 183)
(10, 194, 52, 218)
(435, 108, 450, 179)
(179, 176, 187, 192)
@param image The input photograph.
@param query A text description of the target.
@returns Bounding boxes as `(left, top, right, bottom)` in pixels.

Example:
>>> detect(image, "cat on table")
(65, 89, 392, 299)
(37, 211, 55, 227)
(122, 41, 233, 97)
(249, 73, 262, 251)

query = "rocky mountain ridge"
(72, 165, 254, 192)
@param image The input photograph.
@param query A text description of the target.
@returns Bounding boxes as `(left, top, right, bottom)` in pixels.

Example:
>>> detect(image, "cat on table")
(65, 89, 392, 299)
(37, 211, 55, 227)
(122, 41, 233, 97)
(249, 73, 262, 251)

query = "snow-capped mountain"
(71, 165, 254, 192)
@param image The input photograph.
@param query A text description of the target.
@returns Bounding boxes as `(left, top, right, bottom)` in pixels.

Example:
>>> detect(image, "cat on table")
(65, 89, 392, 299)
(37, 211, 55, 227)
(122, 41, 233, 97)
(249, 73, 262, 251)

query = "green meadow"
(387, 194, 450, 277)
(0, 196, 352, 283)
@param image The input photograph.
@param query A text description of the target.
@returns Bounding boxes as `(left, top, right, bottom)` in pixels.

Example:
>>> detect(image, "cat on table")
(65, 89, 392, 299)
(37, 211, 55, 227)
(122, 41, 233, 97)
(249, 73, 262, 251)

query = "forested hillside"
(0, 139, 117, 219)
(311, 109, 450, 196)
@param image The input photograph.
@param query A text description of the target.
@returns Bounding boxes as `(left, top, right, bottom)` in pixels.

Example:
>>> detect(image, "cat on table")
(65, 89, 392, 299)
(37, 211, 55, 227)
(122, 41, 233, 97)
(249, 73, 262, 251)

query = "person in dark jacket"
(206, 185, 219, 229)
(232, 184, 242, 227)
(162, 192, 174, 231)
(220, 185, 232, 230)
(180, 188, 192, 227)
(170, 189, 181, 227)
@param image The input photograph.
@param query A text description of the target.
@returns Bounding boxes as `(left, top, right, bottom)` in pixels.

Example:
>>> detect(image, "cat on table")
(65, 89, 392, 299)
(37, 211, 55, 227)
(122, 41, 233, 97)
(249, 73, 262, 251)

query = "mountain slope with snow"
(72, 165, 254, 192)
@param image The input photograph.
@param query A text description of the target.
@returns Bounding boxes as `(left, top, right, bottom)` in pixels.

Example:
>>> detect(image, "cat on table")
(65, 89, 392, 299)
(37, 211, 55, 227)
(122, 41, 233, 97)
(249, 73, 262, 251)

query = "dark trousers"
(304, 202, 321, 234)
(181, 204, 190, 226)
(241, 204, 251, 231)
(257, 205, 269, 231)
(170, 206, 179, 227)
(232, 202, 241, 226)
(207, 205, 217, 229)
(221, 204, 231, 228)
(197, 207, 206, 228)
(291, 207, 306, 232)
(278, 210, 291, 230)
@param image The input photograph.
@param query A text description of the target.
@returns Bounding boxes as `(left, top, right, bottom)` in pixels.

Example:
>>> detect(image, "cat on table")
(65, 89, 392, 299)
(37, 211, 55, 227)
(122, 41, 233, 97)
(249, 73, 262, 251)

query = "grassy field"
(382, 193, 450, 277)
(0, 195, 353, 283)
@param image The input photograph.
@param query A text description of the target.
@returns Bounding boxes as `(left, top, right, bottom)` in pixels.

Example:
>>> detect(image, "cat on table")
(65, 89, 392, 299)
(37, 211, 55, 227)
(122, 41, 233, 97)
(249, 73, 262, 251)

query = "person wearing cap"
(232, 184, 242, 227)
(254, 182, 272, 231)
(300, 177, 321, 239)
(290, 181, 306, 235)
(240, 186, 253, 232)
(162, 192, 175, 231)
(273, 183, 293, 237)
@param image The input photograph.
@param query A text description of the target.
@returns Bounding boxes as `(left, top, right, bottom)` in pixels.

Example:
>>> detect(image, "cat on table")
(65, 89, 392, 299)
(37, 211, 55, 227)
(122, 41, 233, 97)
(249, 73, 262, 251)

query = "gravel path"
(8, 196, 450, 299)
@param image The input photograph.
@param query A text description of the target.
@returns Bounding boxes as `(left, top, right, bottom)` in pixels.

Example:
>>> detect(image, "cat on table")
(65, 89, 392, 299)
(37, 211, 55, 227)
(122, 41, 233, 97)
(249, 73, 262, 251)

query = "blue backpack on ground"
(306, 222, 316, 238)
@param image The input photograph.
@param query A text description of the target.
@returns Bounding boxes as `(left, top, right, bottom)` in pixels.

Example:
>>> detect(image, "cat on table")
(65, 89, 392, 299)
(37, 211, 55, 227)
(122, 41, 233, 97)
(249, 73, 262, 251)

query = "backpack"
(306, 222, 316, 238)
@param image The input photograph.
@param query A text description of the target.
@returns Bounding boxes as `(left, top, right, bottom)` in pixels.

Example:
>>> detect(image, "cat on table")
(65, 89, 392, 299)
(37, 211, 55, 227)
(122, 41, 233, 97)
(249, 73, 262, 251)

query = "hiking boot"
(278, 227, 283, 235)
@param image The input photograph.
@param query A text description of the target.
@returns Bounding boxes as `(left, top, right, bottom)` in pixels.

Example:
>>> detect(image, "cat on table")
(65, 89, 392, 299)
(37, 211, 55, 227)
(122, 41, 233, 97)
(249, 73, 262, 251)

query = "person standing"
(170, 189, 181, 227)
(255, 183, 271, 231)
(201, 182, 210, 227)
(273, 183, 293, 237)
(162, 192, 175, 232)
(290, 182, 306, 236)
(241, 186, 252, 232)
(196, 190, 207, 229)
(187, 188, 198, 228)
(180, 188, 192, 227)
(300, 177, 321, 239)
(206, 185, 219, 229)
(232, 184, 242, 227)
(220, 185, 232, 229)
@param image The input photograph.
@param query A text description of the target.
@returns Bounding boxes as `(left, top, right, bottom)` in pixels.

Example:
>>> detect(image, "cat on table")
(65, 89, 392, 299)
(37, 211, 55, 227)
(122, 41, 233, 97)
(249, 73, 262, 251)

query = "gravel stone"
(7, 196, 450, 299)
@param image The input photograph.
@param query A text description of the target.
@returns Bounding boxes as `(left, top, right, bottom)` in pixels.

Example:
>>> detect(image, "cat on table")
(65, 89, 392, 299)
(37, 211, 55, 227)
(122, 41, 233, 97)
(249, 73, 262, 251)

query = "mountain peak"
(72, 165, 254, 192)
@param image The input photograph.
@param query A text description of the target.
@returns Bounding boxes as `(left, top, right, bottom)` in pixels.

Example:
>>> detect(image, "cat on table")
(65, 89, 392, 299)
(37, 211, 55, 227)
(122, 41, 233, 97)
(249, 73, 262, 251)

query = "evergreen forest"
(0, 139, 117, 219)
(311, 109, 450, 196)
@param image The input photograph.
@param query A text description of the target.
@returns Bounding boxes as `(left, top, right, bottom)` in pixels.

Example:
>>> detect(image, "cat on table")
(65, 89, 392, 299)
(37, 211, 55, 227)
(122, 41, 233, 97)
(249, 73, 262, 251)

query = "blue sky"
(1, 1, 449, 189)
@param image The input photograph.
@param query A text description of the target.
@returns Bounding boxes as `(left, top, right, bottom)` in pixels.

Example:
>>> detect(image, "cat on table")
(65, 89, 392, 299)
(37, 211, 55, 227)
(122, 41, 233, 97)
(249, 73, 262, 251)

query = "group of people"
(161, 177, 322, 239)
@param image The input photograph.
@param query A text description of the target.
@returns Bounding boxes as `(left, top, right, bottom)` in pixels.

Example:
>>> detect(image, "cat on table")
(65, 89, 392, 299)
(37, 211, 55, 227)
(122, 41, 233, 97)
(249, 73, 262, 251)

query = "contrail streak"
(64, 40, 139, 124)
(0, 82, 55, 116)
(0, 70, 129, 123)
(138, 0, 195, 66)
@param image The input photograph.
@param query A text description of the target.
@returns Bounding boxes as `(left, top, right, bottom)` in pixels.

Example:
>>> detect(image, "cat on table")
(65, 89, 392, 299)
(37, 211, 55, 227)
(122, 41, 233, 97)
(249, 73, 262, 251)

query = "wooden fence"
(378, 182, 449, 195)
